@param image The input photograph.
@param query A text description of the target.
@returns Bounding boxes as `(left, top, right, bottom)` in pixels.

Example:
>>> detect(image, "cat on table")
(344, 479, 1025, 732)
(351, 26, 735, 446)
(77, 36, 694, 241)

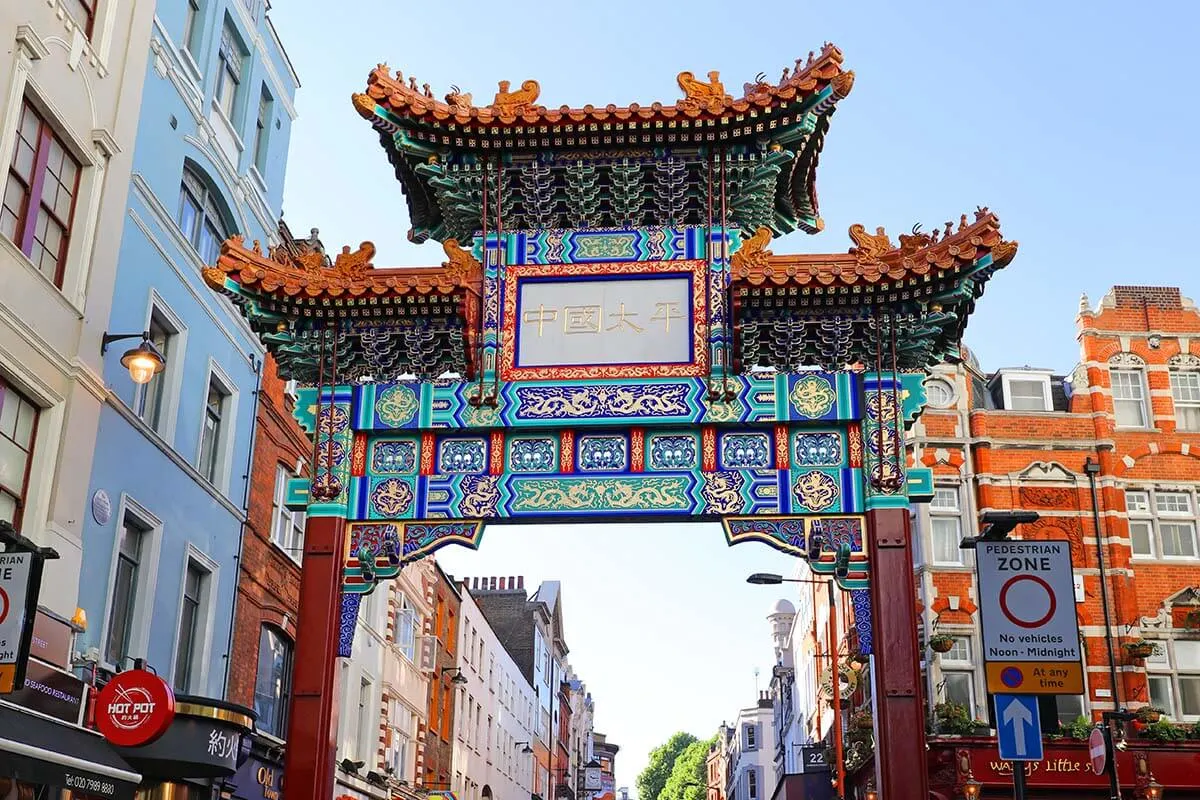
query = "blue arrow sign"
(995, 694, 1043, 761)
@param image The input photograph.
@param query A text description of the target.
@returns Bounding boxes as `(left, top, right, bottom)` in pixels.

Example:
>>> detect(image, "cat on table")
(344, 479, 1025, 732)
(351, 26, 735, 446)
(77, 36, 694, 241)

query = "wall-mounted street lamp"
(959, 510, 1040, 549)
(441, 666, 469, 685)
(515, 741, 534, 754)
(962, 777, 982, 800)
(101, 331, 165, 385)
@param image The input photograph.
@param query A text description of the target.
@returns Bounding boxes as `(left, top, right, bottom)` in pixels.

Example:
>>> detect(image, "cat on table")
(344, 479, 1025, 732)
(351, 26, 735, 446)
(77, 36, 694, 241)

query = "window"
(939, 636, 976, 715)
(1111, 369, 1148, 427)
(177, 166, 230, 264)
(216, 24, 245, 121)
(744, 724, 756, 749)
(1007, 379, 1048, 411)
(62, 0, 96, 37)
(394, 592, 419, 661)
(1147, 640, 1200, 720)
(134, 311, 176, 432)
(924, 378, 954, 409)
(271, 464, 305, 560)
(173, 561, 207, 692)
(182, 0, 203, 59)
(747, 770, 757, 800)
(0, 379, 38, 531)
(3, 101, 81, 287)
(1126, 489, 1197, 559)
(253, 88, 273, 174)
(1170, 371, 1200, 431)
(357, 677, 374, 760)
(1054, 693, 1087, 725)
(390, 701, 413, 778)
(254, 625, 293, 737)
(105, 516, 147, 666)
(929, 487, 964, 565)
(198, 378, 229, 483)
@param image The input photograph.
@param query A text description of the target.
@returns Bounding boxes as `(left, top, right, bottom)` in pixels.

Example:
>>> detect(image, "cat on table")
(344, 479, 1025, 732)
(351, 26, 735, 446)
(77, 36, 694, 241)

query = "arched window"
(1107, 353, 1148, 428)
(177, 163, 232, 264)
(254, 624, 293, 738)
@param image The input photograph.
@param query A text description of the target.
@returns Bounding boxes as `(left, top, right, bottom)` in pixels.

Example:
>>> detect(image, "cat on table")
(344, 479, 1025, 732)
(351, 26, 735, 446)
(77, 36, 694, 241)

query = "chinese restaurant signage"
(115, 703, 254, 780)
(9, 658, 87, 724)
(96, 668, 176, 747)
(0, 551, 34, 693)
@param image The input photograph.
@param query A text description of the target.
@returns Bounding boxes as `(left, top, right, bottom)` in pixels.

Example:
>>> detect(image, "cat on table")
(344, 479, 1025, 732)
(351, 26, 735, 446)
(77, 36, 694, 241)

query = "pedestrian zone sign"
(976, 540, 1084, 694)
(0, 551, 33, 693)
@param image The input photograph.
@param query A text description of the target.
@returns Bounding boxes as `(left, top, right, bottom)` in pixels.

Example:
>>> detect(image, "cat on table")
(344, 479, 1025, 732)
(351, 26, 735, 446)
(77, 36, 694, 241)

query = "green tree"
(636, 732, 698, 800)
(658, 737, 718, 800)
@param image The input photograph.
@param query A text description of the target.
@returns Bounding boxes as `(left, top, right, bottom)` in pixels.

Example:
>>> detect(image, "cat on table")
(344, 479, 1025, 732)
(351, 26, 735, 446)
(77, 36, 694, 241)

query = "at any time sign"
(976, 540, 1084, 695)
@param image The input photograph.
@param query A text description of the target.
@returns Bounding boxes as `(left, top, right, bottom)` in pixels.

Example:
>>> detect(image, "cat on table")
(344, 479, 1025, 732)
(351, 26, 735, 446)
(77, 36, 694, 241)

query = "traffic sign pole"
(1012, 761, 1028, 800)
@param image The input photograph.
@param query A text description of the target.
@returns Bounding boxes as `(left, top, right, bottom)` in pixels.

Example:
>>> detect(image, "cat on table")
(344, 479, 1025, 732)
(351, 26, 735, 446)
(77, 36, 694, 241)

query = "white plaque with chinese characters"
(515, 276, 694, 367)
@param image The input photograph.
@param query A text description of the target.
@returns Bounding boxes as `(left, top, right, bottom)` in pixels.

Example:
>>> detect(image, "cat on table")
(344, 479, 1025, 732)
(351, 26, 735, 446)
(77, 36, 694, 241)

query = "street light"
(101, 331, 166, 384)
(441, 667, 469, 685)
(959, 510, 1040, 549)
(516, 741, 534, 754)
(962, 777, 982, 800)
(747, 571, 846, 799)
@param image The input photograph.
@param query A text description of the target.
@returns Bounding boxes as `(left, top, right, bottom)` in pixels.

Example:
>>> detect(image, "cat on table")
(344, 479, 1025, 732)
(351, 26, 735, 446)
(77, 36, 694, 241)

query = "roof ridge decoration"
(203, 235, 483, 298)
(354, 44, 851, 127)
(730, 207, 1018, 289)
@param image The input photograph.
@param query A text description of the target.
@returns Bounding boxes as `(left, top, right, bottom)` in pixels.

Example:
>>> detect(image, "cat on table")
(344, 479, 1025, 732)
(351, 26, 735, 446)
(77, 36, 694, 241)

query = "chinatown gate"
(205, 45, 1017, 800)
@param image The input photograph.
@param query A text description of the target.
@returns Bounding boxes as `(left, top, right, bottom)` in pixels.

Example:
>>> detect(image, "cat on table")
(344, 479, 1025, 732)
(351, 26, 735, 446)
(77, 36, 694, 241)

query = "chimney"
(490, 576, 497, 590)
(509, 575, 517, 589)
(518, 576, 525, 589)
(1112, 285, 1183, 310)
(499, 577, 507, 590)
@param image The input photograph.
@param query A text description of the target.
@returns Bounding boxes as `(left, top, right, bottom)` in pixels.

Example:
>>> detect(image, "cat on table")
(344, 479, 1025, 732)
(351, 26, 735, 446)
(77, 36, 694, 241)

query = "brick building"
(886, 285, 1200, 798)
(421, 561, 462, 789)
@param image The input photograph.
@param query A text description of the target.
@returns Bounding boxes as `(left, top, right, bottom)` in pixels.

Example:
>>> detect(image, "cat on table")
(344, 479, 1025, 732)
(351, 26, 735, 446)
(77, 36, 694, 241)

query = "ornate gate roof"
(352, 46, 853, 242)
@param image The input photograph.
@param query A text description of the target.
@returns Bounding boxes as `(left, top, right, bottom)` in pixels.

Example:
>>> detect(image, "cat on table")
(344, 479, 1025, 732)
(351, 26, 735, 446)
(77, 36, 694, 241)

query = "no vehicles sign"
(976, 540, 1084, 695)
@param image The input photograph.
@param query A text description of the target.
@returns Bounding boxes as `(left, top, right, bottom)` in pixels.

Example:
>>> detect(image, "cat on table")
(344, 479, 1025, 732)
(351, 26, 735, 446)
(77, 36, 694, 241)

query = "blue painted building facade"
(76, 0, 298, 701)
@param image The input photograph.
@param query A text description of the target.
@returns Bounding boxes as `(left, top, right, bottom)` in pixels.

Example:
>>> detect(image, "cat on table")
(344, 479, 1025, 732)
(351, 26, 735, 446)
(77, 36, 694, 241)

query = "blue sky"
(268, 0, 1199, 790)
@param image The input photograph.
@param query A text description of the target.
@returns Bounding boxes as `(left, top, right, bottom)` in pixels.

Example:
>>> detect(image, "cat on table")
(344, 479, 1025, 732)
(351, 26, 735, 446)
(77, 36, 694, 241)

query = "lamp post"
(747, 572, 846, 799)
(101, 331, 166, 384)
(1101, 710, 1135, 800)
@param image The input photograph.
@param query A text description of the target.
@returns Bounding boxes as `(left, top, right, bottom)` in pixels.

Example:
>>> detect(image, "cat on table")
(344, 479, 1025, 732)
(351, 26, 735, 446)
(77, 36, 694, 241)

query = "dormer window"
(994, 370, 1053, 412)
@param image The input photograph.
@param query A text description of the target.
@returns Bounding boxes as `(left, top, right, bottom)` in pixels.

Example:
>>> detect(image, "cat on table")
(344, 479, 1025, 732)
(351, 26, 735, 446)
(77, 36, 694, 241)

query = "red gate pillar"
(865, 507, 929, 800)
(283, 515, 347, 800)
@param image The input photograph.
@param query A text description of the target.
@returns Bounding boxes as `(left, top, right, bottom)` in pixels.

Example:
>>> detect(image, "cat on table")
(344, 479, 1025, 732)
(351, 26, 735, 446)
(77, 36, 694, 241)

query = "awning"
(0, 704, 141, 800)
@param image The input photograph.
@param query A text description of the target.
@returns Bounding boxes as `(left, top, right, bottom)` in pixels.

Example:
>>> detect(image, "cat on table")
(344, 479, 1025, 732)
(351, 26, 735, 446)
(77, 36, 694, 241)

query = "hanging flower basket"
(928, 634, 955, 654)
(1184, 609, 1200, 630)
(1136, 706, 1165, 724)
(1123, 640, 1159, 660)
(852, 710, 874, 731)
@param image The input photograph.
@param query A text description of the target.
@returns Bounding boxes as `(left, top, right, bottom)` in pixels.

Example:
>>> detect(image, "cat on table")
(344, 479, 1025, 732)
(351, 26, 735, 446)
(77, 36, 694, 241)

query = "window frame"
(999, 371, 1052, 413)
(1125, 488, 1199, 561)
(923, 377, 955, 409)
(215, 23, 246, 124)
(929, 485, 966, 566)
(100, 498, 163, 672)
(253, 87, 273, 175)
(1110, 368, 1150, 429)
(196, 362, 238, 492)
(254, 624, 294, 739)
(177, 165, 233, 265)
(170, 547, 218, 694)
(0, 377, 40, 532)
(1146, 639, 1200, 721)
(1169, 370, 1200, 432)
(271, 462, 305, 562)
(131, 298, 187, 440)
(3, 100, 82, 289)
(357, 676, 376, 761)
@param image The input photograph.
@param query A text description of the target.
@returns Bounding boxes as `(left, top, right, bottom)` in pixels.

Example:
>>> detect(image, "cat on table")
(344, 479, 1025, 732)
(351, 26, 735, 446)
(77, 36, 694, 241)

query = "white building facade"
(725, 699, 776, 800)
(336, 581, 393, 800)
(0, 0, 155, 618)
(383, 561, 436, 790)
(453, 583, 537, 800)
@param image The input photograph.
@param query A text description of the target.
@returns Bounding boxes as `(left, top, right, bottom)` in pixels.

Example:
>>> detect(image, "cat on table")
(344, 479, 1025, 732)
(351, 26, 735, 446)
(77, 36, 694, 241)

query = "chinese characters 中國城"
(522, 301, 685, 337)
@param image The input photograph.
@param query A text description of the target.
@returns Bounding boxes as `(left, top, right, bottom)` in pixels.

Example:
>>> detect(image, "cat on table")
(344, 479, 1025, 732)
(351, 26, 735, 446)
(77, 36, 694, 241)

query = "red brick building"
(420, 561, 461, 789)
(223, 349, 309, 786)
(897, 285, 1200, 798)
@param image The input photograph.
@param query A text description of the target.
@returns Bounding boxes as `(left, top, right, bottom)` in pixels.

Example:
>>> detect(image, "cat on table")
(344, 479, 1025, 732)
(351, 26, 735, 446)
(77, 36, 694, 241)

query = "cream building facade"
(1, 0, 155, 617)
(453, 582, 536, 800)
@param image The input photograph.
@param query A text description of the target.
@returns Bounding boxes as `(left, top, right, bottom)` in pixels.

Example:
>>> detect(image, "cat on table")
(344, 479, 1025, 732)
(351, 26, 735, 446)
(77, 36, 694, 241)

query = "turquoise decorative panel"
(508, 437, 557, 473)
(647, 433, 699, 471)
(372, 439, 418, 474)
(793, 431, 844, 467)
(790, 468, 843, 513)
(576, 434, 629, 472)
(437, 438, 488, 474)
(719, 432, 773, 470)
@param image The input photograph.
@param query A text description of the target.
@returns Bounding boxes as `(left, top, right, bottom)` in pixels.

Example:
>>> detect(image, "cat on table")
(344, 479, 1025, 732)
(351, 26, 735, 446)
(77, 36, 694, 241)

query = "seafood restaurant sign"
(976, 540, 1084, 694)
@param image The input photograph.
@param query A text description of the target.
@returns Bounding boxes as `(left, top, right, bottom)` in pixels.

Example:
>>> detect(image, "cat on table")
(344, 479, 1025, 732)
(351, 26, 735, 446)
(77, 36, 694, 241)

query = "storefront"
(843, 736, 1200, 800)
(0, 611, 142, 800)
(223, 738, 284, 800)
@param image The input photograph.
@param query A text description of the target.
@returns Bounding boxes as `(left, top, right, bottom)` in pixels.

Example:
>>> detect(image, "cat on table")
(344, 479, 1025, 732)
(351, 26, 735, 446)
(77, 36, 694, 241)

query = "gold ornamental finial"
(352, 92, 376, 119)
(830, 70, 855, 99)
(491, 80, 540, 115)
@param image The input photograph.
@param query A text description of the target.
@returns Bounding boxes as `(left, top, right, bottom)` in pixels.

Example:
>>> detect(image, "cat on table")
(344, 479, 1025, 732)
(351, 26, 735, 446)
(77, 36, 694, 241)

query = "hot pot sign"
(95, 668, 176, 747)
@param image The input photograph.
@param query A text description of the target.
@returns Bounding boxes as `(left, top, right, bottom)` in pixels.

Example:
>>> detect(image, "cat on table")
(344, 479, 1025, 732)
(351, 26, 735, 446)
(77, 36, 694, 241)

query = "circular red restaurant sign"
(1088, 727, 1107, 775)
(95, 669, 176, 747)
